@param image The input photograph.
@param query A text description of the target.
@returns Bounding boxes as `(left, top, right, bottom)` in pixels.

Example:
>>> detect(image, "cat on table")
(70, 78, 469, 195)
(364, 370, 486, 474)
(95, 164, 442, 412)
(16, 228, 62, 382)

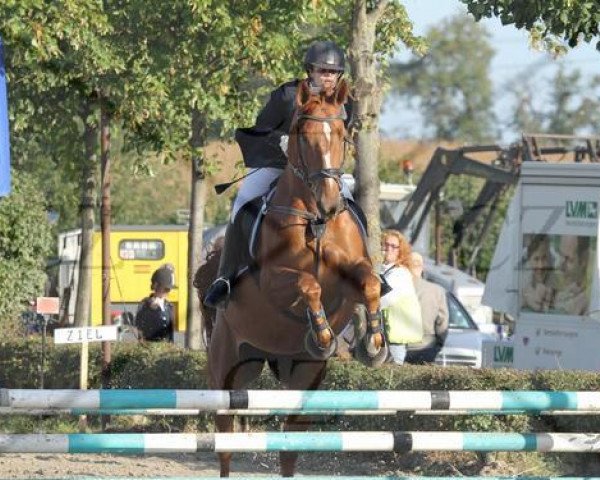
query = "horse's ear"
(296, 79, 311, 107)
(335, 78, 349, 105)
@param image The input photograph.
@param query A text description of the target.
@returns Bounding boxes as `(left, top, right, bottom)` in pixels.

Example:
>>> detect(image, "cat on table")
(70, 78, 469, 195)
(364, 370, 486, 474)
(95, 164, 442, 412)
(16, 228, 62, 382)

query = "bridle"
(288, 110, 347, 205)
(265, 107, 350, 278)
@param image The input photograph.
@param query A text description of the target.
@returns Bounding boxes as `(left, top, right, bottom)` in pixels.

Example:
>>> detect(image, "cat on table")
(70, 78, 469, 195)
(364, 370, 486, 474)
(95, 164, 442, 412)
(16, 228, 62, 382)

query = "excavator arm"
(395, 145, 518, 247)
(393, 134, 600, 269)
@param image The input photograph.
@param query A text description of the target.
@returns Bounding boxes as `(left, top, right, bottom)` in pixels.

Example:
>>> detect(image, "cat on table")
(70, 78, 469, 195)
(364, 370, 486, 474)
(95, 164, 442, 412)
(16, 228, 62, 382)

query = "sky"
(380, 0, 600, 143)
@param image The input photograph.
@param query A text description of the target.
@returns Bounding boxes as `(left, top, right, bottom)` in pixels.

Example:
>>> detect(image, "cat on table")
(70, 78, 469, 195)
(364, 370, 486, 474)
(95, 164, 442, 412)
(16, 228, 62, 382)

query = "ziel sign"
(54, 326, 118, 344)
(565, 200, 598, 219)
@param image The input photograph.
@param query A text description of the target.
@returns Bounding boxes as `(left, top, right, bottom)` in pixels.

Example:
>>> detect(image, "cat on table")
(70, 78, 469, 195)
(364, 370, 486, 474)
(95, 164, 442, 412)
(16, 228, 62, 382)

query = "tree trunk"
(74, 102, 97, 327)
(349, 0, 387, 261)
(100, 101, 112, 391)
(186, 108, 207, 350)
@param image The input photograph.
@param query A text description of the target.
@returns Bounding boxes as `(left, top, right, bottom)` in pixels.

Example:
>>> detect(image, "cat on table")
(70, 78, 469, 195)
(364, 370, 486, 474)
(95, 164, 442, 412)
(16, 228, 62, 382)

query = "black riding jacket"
(235, 79, 353, 169)
(135, 296, 174, 342)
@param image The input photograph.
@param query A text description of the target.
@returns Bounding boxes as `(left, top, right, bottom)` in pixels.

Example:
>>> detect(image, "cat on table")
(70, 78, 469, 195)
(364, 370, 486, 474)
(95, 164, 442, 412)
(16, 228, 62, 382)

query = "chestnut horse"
(198, 78, 387, 477)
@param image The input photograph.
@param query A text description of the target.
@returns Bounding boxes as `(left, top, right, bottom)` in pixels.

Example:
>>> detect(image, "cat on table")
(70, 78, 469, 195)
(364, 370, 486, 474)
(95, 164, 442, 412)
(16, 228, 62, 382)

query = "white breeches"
(230, 167, 354, 222)
(231, 168, 282, 221)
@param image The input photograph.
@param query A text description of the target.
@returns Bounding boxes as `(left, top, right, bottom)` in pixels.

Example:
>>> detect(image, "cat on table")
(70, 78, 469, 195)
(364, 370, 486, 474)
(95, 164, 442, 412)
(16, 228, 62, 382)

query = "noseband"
(290, 111, 347, 196)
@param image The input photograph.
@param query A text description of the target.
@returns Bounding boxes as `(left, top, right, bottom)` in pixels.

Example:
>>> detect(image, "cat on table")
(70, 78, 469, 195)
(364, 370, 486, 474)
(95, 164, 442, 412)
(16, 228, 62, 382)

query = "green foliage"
(436, 175, 511, 278)
(327, 1, 426, 67)
(390, 14, 496, 142)
(1, 0, 125, 237)
(374, 1, 427, 61)
(0, 171, 53, 330)
(10, 101, 83, 231)
(117, 1, 324, 166)
(462, 0, 600, 52)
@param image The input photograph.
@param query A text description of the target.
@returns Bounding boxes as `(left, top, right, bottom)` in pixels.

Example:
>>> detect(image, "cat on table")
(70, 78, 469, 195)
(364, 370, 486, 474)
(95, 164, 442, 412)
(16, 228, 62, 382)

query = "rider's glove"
(279, 134, 289, 157)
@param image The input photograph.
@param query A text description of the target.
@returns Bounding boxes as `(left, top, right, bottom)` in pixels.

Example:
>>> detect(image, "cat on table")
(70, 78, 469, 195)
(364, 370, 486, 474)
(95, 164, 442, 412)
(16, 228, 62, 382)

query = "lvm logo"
(566, 200, 598, 219)
(493, 345, 514, 364)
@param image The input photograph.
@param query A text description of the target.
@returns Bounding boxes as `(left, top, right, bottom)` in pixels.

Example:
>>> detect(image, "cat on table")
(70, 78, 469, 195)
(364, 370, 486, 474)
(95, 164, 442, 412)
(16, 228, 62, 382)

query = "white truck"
(483, 162, 600, 371)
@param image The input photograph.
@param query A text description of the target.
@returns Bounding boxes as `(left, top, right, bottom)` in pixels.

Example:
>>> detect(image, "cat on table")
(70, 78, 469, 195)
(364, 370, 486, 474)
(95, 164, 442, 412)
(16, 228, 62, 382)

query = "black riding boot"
(203, 221, 240, 309)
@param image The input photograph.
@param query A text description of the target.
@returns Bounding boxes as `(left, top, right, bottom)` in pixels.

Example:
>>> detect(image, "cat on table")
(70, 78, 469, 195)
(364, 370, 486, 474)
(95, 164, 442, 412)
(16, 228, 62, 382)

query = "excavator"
(393, 134, 600, 271)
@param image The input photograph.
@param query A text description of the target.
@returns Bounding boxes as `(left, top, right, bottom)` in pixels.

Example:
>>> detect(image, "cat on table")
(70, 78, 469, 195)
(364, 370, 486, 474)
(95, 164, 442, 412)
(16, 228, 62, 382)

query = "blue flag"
(0, 36, 10, 197)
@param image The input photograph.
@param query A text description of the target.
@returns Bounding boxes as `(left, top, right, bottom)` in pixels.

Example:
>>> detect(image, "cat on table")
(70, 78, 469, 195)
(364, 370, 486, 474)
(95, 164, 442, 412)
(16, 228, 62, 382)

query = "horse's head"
(288, 78, 349, 218)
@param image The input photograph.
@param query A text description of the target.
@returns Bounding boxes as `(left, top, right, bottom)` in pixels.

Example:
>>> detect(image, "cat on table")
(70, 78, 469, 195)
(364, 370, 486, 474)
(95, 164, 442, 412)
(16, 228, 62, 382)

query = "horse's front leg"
(261, 266, 336, 358)
(344, 259, 388, 365)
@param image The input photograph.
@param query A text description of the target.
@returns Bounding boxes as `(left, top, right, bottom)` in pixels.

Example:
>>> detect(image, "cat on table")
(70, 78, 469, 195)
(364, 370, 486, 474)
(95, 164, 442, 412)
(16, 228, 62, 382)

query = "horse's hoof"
(366, 333, 383, 356)
(304, 330, 337, 360)
(354, 335, 389, 367)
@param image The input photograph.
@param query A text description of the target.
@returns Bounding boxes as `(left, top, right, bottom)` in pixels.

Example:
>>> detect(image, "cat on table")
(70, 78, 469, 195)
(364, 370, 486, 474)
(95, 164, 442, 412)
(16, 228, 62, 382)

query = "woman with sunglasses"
(380, 230, 423, 364)
(204, 40, 354, 309)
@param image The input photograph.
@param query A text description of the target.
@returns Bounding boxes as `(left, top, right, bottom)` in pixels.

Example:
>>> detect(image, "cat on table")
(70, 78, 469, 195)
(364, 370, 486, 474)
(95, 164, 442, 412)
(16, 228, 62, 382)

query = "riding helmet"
(304, 41, 345, 73)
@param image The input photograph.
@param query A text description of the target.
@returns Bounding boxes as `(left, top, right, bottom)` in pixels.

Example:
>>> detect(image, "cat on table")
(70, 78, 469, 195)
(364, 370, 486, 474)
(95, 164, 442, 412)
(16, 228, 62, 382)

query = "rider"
(203, 40, 353, 309)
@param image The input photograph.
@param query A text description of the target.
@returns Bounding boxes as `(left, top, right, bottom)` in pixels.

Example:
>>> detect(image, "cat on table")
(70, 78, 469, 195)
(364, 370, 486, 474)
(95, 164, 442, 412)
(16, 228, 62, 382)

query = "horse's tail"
(193, 245, 222, 348)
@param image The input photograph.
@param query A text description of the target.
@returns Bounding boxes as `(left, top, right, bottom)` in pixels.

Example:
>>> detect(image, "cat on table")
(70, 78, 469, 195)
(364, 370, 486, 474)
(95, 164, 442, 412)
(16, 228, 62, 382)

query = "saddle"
(232, 187, 369, 278)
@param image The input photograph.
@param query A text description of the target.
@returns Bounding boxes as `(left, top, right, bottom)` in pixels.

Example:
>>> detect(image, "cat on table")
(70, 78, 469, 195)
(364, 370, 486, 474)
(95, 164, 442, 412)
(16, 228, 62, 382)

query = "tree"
(2, 1, 185, 328)
(509, 65, 600, 135)
(346, 0, 425, 257)
(0, 171, 53, 333)
(113, 1, 356, 349)
(1, 1, 114, 236)
(390, 14, 496, 143)
(1, 1, 127, 329)
(462, 0, 600, 52)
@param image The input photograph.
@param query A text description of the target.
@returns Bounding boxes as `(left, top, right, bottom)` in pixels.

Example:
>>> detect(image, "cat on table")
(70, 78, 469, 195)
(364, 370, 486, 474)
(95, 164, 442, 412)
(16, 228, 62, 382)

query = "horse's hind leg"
(209, 316, 265, 477)
(279, 360, 327, 477)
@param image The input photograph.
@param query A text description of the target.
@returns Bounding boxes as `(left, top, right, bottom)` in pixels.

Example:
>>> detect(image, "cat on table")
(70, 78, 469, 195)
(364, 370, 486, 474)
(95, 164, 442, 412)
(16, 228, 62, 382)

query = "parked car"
(423, 257, 495, 335)
(406, 291, 493, 368)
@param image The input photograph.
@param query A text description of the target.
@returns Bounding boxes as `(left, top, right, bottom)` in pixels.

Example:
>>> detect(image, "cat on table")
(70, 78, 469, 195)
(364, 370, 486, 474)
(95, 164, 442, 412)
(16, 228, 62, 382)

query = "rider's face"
(381, 239, 400, 265)
(309, 68, 340, 91)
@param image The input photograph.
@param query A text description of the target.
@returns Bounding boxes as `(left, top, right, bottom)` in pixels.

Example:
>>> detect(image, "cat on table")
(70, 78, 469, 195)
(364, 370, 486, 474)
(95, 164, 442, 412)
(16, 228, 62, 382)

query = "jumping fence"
(2, 388, 600, 478)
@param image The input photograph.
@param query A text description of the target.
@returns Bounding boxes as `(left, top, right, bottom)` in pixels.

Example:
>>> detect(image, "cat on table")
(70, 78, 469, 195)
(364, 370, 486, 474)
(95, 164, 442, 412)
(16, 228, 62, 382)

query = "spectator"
(405, 252, 449, 364)
(21, 300, 44, 335)
(380, 230, 423, 364)
(135, 264, 175, 342)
